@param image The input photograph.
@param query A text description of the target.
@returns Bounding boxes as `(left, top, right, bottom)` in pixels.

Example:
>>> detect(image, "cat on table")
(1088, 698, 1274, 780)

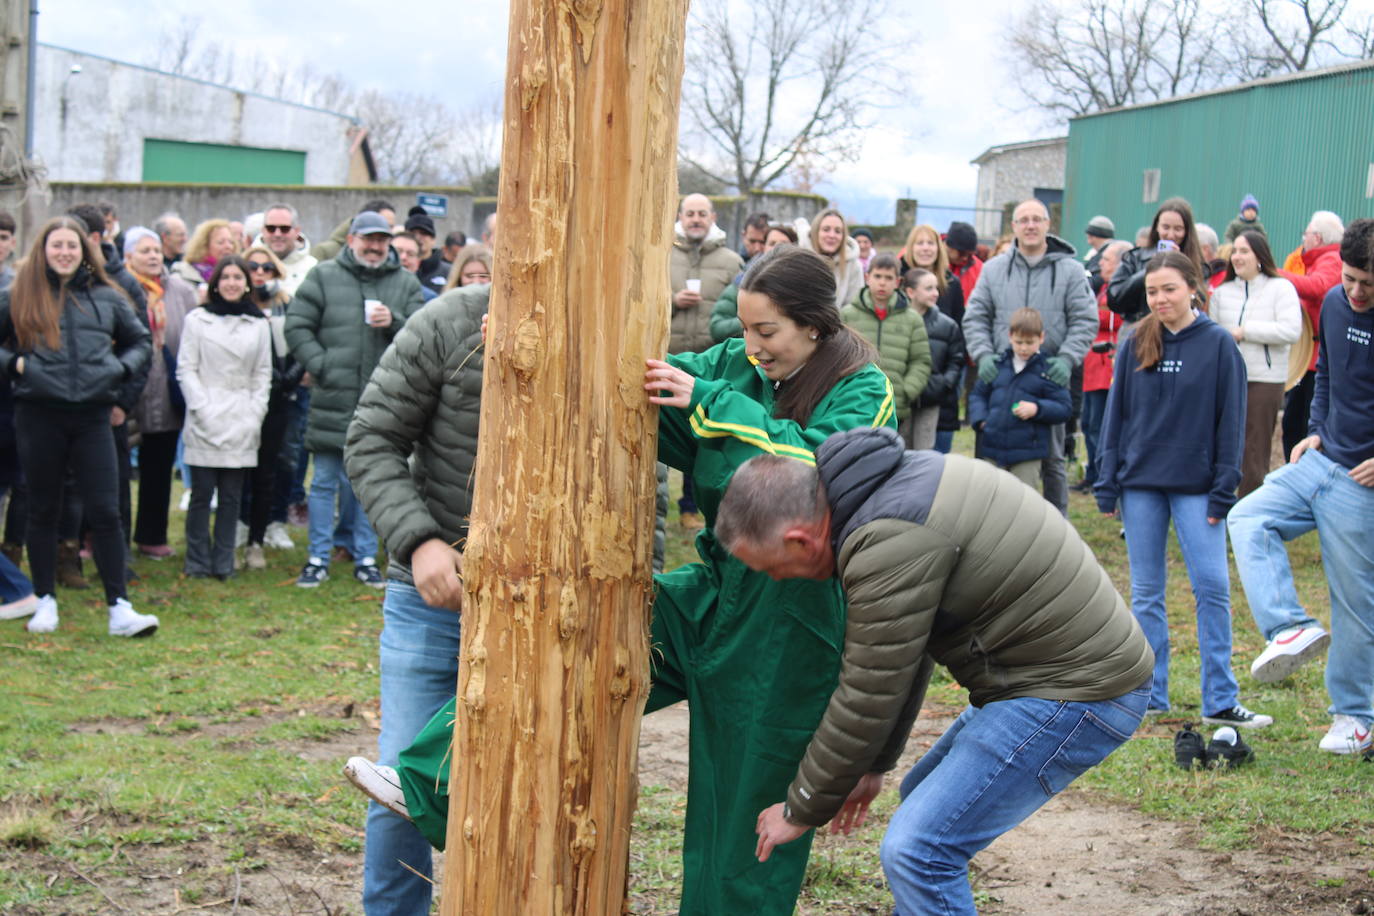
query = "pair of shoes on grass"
(1175, 724, 1254, 770)
(25, 595, 159, 638)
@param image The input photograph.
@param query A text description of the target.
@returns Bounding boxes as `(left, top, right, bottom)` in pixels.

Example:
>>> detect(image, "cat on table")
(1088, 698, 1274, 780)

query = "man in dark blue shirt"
(1228, 219, 1374, 757)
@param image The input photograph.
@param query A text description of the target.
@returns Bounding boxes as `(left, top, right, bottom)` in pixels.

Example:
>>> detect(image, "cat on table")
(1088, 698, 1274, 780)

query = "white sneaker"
(108, 598, 159, 638)
(1319, 715, 1373, 755)
(178, 490, 191, 512)
(263, 521, 295, 550)
(0, 594, 38, 619)
(235, 520, 250, 548)
(343, 757, 410, 819)
(26, 595, 58, 633)
(245, 544, 266, 570)
(1250, 625, 1330, 683)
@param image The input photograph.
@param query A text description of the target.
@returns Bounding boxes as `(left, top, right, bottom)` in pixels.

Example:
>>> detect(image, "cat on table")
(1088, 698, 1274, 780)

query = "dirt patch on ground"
(20, 701, 1372, 914)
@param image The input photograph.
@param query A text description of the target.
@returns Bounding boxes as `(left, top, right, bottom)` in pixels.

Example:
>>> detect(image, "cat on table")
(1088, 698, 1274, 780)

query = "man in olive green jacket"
(717, 426, 1153, 916)
(285, 211, 423, 588)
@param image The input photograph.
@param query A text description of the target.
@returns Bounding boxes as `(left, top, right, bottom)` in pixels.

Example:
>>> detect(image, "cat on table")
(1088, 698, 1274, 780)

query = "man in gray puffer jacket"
(717, 426, 1152, 916)
(963, 199, 1098, 516)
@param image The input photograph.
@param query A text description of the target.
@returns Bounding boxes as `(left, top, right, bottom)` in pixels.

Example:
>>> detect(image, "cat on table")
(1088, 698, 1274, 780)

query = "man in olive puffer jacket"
(718, 426, 1153, 916)
(285, 212, 423, 588)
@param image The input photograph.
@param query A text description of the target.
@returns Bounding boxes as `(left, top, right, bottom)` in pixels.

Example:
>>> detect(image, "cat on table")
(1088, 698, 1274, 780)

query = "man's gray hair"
(1104, 239, 1132, 259)
(264, 202, 299, 225)
(152, 211, 182, 237)
(1308, 210, 1344, 246)
(1195, 223, 1218, 254)
(715, 455, 827, 551)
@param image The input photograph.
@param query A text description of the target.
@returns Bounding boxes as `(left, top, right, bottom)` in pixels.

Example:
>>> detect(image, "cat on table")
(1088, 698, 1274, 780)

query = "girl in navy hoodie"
(1096, 250, 1271, 729)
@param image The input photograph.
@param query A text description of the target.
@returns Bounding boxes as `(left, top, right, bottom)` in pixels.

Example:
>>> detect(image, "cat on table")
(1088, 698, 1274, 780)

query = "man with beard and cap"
(963, 199, 1097, 517)
(285, 212, 424, 589)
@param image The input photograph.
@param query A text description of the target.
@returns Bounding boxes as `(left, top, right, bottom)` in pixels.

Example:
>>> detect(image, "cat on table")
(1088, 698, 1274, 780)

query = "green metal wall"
(1065, 62, 1374, 257)
(142, 139, 307, 185)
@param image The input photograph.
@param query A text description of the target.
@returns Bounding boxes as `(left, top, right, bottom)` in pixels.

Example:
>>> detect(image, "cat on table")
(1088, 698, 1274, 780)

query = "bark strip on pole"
(441, 1, 689, 913)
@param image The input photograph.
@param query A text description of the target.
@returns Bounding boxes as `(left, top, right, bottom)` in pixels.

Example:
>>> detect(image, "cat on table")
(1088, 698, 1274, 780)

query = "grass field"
(1, 432, 1369, 913)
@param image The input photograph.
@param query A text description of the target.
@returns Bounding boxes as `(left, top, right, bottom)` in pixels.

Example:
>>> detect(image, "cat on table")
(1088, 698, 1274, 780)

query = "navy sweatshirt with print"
(1310, 285, 1374, 470)
(1094, 311, 1247, 519)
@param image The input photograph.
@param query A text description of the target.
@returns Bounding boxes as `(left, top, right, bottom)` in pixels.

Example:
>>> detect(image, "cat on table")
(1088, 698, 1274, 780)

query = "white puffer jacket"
(1211, 273, 1302, 384)
(177, 308, 272, 467)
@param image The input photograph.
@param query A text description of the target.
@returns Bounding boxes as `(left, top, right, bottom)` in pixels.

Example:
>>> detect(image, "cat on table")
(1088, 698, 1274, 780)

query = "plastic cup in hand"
(364, 299, 385, 325)
(685, 279, 702, 294)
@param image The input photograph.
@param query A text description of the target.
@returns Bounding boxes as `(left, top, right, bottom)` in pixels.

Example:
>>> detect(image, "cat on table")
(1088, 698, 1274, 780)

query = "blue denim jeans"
(1228, 450, 1374, 724)
(883, 682, 1148, 915)
(306, 450, 377, 566)
(1121, 489, 1239, 715)
(363, 581, 462, 916)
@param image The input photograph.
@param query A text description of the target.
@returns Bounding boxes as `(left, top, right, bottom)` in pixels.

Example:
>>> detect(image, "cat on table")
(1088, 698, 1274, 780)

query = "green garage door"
(142, 139, 307, 185)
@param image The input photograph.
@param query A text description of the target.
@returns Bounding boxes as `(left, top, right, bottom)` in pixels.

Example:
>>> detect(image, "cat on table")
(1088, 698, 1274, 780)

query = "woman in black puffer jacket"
(903, 268, 966, 453)
(0, 217, 158, 637)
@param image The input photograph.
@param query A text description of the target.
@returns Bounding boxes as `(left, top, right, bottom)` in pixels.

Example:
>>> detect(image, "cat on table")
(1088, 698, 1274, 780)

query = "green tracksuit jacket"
(395, 337, 895, 914)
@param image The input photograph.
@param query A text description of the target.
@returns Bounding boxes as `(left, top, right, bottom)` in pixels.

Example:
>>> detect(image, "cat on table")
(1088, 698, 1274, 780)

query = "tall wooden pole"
(440, 1, 689, 913)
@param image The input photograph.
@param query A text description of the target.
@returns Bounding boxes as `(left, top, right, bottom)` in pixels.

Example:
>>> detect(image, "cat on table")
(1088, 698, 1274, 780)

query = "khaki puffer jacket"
(783, 426, 1153, 826)
(669, 225, 742, 354)
(345, 284, 486, 584)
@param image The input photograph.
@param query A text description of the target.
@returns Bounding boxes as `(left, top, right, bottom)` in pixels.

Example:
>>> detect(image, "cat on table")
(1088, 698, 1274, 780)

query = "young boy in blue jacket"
(968, 308, 1073, 491)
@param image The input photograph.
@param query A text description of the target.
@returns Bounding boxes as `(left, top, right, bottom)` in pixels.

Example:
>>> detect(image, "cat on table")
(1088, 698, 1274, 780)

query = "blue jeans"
(1121, 489, 1239, 715)
(933, 429, 954, 454)
(306, 450, 377, 566)
(363, 581, 462, 915)
(883, 682, 1148, 915)
(1081, 389, 1108, 485)
(1228, 450, 1374, 724)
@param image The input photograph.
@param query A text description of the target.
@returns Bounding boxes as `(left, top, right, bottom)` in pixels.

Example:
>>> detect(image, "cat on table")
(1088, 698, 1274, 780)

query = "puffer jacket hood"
(818, 426, 907, 550)
(673, 222, 728, 249)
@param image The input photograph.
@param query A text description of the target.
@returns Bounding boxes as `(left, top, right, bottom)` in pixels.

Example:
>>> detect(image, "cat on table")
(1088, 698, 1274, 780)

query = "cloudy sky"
(38, 0, 1055, 228)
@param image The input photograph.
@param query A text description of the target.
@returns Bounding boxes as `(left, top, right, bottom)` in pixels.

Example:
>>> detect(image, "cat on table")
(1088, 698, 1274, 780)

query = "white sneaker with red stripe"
(1250, 625, 1329, 683)
(1319, 716, 1373, 755)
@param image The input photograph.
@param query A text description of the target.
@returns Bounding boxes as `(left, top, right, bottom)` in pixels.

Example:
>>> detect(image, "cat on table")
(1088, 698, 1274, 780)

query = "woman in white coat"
(1211, 230, 1301, 497)
(177, 255, 271, 578)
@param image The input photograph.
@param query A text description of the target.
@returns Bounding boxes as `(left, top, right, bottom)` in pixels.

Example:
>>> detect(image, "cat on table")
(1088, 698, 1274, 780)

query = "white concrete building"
(34, 44, 373, 185)
(971, 137, 1067, 240)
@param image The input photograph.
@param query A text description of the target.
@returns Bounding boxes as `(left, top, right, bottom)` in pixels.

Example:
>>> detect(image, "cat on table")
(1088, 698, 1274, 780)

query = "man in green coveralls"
(348, 247, 894, 913)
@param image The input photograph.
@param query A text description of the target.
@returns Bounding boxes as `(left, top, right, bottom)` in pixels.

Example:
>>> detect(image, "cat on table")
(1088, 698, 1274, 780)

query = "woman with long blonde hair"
(173, 218, 236, 288)
(899, 224, 966, 324)
(800, 208, 863, 308)
(0, 217, 157, 636)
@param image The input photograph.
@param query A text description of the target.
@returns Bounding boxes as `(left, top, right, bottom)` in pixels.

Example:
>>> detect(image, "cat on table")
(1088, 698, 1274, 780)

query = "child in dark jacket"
(968, 308, 1072, 491)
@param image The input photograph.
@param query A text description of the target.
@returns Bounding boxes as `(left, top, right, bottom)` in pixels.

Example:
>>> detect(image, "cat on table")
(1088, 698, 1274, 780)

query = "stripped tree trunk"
(440, 1, 689, 913)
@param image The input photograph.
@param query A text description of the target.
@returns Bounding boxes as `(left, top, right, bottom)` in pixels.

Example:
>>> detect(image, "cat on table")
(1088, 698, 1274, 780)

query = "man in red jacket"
(1280, 211, 1344, 454)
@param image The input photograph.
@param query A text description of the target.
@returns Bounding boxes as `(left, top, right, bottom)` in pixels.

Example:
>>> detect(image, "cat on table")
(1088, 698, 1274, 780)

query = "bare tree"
(678, 0, 896, 194)
(451, 92, 503, 187)
(1009, 0, 1374, 120)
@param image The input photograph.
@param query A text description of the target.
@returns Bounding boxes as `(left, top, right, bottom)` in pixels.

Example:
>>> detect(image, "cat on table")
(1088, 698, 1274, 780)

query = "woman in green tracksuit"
(387, 246, 894, 914)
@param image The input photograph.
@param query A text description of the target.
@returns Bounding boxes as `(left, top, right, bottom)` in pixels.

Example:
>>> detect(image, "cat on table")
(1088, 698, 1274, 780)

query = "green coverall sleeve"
(682, 364, 895, 467)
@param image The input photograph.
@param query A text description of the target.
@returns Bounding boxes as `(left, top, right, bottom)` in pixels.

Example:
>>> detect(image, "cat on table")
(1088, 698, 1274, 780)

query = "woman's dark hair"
(9, 216, 115, 351)
(1134, 250, 1204, 371)
(765, 224, 798, 245)
(739, 246, 878, 425)
(1149, 198, 1204, 280)
(1223, 229, 1280, 282)
(208, 255, 253, 302)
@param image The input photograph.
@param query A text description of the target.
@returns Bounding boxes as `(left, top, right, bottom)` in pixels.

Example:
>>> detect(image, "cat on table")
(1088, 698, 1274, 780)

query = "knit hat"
(1085, 215, 1115, 239)
(1239, 194, 1260, 214)
(405, 205, 437, 237)
(122, 226, 159, 256)
(851, 227, 873, 240)
(945, 221, 978, 252)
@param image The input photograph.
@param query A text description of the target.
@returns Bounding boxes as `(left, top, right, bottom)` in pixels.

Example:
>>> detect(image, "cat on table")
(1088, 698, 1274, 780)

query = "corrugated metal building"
(1064, 60, 1374, 255)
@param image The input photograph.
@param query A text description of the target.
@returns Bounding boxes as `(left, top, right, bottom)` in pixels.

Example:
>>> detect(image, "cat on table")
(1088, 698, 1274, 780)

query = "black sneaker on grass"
(296, 561, 329, 588)
(1174, 725, 1208, 770)
(354, 562, 384, 589)
(1202, 704, 1273, 729)
(1206, 726, 1254, 768)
